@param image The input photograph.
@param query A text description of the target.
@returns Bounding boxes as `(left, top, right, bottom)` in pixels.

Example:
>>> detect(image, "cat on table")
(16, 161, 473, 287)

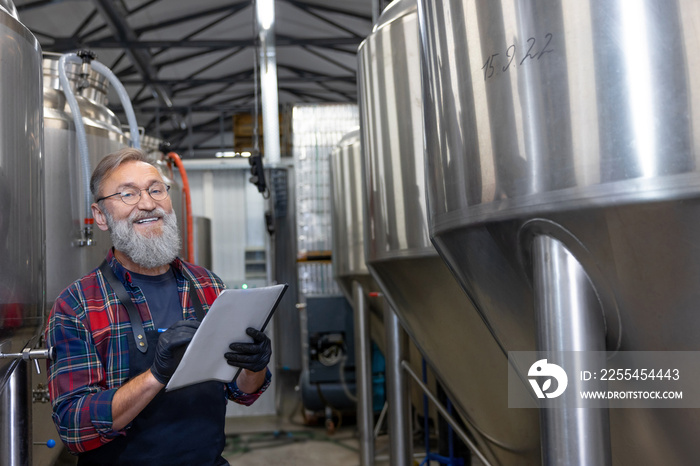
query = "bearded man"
(45, 148, 271, 465)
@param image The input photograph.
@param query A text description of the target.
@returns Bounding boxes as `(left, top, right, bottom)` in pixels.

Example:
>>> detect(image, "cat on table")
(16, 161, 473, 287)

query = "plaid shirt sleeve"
(226, 368, 272, 406)
(45, 282, 126, 454)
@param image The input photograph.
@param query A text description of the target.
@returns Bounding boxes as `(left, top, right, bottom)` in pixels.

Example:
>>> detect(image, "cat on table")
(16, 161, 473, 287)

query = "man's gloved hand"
(224, 328, 271, 373)
(150, 320, 200, 384)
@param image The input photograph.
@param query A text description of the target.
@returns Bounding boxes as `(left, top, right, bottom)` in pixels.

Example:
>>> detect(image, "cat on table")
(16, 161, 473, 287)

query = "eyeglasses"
(97, 182, 171, 205)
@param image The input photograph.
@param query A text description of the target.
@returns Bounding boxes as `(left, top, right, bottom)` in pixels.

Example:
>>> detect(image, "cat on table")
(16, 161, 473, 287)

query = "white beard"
(104, 207, 181, 269)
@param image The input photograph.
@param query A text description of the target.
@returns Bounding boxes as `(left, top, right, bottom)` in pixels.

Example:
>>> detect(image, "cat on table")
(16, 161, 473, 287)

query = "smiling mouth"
(135, 217, 161, 225)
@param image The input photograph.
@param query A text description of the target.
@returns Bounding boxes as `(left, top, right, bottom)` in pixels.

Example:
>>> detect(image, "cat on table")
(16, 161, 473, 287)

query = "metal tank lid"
(358, 0, 416, 53)
(372, 0, 416, 33)
(0, 2, 40, 49)
(336, 127, 360, 147)
(42, 52, 110, 104)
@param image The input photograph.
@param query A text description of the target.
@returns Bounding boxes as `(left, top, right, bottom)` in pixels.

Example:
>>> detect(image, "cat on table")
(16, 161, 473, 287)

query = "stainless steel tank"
(358, 2, 539, 463)
(139, 133, 162, 154)
(419, 0, 700, 464)
(330, 129, 385, 348)
(0, 5, 44, 464)
(330, 127, 437, 459)
(192, 216, 213, 269)
(43, 52, 129, 303)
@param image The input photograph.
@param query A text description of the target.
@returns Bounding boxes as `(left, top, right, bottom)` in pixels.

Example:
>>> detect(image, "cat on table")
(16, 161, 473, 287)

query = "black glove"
(150, 320, 200, 384)
(224, 328, 271, 373)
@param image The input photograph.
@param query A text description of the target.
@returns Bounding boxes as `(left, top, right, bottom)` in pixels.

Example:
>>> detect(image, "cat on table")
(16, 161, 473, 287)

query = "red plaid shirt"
(45, 250, 271, 453)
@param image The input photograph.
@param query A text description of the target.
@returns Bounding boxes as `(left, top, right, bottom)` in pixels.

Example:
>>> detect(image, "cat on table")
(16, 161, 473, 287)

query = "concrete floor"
(223, 429, 387, 466)
(222, 410, 394, 466)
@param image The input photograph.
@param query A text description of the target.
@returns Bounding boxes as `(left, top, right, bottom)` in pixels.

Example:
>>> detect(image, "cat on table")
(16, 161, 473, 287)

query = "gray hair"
(90, 148, 153, 202)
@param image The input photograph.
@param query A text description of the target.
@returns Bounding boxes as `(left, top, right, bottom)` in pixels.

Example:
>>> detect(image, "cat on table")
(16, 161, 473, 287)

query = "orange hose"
(166, 152, 194, 263)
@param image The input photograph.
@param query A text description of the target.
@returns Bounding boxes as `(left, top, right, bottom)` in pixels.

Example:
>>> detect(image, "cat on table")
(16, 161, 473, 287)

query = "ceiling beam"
(285, 0, 363, 38)
(281, 0, 371, 21)
(117, 75, 354, 86)
(16, 0, 73, 12)
(299, 45, 355, 74)
(91, 0, 176, 112)
(82, 36, 363, 49)
(134, 1, 250, 35)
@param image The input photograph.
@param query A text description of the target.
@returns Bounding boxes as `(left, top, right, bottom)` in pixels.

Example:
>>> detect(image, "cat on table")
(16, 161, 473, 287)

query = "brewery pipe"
(166, 152, 194, 263)
(383, 306, 411, 465)
(352, 281, 375, 465)
(58, 52, 141, 244)
(532, 235, 611, 465)
(401, 361, 494, 466)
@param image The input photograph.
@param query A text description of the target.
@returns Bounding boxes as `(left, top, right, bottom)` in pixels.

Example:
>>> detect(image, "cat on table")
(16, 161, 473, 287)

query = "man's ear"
(92, 203, 110, 231)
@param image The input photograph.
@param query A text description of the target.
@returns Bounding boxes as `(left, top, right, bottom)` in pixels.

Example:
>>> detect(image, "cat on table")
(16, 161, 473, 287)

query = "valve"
(75, 218, 95, 247)
(34, 439, 56, 449)
(158, 141, 172, 154)
(76, 49, 97, 91)
(0, 347, 56, 375)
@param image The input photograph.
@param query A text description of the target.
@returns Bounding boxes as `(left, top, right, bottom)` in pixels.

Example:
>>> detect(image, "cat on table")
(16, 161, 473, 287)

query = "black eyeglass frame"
(96, 183, 171, 205)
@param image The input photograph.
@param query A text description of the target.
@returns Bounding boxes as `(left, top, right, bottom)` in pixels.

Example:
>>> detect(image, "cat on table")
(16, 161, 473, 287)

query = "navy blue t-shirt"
(130, 268, 182, 331)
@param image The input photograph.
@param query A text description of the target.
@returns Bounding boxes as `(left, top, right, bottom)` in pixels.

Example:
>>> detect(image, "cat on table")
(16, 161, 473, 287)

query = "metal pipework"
(401, 361, 493, 466)
(532, 235, 611, 466)
(1, 361, 31, 466)
(0, 347, 55, 376)
(256, 0, 281, 165)
(383, 306, 411, 465)
(352, 281, 374, 465)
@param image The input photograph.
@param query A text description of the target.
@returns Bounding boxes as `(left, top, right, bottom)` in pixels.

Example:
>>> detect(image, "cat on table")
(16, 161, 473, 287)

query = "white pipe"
(58, 53, 92, 221)
(90, 60, 140, 149)
(59, 53, 141, 228)
(256, 0, 281, 165)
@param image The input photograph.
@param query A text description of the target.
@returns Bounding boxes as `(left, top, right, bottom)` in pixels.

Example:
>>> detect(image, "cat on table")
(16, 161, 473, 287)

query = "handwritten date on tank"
(481, 33, 554, 80)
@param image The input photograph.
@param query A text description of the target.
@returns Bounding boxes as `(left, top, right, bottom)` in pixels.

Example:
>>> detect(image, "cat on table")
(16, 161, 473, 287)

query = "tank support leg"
(384, 305, 412, 465)
(352, 281, 374, 466)
(0, 360, 31, 466)
(532, 235, 611, 466)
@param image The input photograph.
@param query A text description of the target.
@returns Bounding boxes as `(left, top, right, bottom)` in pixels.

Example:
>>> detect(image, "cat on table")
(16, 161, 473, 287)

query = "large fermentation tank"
(43, 53, 129, 303)
(330, 130, 385, 348)
(330, 127, 436, 444)
(0, 4, 44, 464)
(357, 1, 539, 464)
(419, 0, 700, 464)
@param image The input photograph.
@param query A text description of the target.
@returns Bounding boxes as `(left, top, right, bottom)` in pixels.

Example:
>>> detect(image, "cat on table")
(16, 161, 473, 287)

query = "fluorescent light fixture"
(215, 151, 237, 158)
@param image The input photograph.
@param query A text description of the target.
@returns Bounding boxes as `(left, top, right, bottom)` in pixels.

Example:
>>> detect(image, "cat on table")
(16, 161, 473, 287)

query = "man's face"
(96, 160, 173, 235)
(92, 161, 181, 269)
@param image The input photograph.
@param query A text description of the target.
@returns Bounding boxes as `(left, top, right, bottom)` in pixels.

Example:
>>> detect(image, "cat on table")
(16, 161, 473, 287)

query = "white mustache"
(130, 208, 165, 223)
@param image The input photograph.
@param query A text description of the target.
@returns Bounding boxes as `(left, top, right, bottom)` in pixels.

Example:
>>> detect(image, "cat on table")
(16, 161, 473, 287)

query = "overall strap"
(99, 260, 149, 354)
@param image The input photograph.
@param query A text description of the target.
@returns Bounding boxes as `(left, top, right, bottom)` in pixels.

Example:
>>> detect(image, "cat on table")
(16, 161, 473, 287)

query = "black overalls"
(77, 262, 229, 466)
